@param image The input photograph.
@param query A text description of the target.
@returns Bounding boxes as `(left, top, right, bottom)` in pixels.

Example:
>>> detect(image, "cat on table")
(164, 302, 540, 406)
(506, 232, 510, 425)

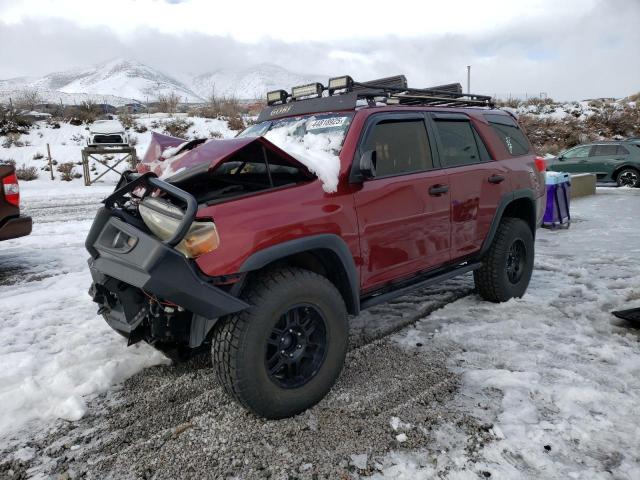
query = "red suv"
(0, 162, 32, 242)
(86, 76, 545, 419)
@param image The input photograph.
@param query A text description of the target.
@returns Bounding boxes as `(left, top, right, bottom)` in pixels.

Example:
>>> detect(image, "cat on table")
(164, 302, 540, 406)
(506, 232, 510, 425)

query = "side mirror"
(359, 150, 377, 179)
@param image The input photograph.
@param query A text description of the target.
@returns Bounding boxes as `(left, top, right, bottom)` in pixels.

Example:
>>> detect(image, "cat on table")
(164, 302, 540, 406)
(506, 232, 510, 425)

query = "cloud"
(0, 0, 637, 100)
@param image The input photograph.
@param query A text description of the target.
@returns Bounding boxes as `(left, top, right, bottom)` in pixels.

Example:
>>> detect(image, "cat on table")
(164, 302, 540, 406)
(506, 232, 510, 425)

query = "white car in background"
(88, 119, 129, 147)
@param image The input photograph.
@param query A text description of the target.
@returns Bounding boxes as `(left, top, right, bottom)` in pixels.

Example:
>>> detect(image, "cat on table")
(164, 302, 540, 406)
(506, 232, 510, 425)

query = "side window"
(617, 145, 630, 155)
(363, 119, 433, 177)
(592, 144, 619, 156)
(484, 114, 530, 156)
(434, 120, 482, 167)
(564, 146, 590, 158)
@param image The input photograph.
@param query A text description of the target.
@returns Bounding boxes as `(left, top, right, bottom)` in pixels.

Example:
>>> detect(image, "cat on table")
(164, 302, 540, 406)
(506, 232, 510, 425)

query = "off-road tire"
(615, 168, 640, 188)
(474, 217, 534, 302)
(211, 267, 348, 419)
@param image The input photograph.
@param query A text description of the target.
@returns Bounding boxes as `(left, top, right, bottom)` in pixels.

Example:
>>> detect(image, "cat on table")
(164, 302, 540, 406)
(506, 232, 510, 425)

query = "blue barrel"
(543, 172, 571, 228)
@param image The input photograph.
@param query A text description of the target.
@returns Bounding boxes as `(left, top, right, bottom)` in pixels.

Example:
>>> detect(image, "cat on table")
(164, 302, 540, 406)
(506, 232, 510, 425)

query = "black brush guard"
(86, 171, 249, 342)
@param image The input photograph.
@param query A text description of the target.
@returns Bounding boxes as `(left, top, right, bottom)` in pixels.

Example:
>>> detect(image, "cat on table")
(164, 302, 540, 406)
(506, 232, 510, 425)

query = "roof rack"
(352, 77, 493, 108)
(258, 74, 495, 121)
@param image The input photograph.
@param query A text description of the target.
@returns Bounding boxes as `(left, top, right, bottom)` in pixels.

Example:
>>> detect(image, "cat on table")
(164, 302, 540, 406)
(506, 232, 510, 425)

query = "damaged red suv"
(86, 75, 545, 419)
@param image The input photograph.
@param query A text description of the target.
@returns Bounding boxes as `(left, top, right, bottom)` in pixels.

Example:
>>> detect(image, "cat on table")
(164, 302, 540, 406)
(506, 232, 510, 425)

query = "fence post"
(46, 143, 54, 180)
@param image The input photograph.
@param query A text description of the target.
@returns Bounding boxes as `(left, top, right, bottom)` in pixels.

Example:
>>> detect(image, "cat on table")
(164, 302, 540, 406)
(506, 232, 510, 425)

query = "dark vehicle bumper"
(86, 206, 249, 343)
(0, 215, 32, 241)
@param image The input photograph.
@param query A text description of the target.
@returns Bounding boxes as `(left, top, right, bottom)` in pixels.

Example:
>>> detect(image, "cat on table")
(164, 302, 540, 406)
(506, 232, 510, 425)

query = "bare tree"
(14, 88, 42, 111)
(157, 91, 181, 114)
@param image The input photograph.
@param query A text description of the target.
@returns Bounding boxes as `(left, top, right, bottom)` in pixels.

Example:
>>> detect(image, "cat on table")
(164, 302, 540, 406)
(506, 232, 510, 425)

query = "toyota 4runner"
(86, 75, 546, 419)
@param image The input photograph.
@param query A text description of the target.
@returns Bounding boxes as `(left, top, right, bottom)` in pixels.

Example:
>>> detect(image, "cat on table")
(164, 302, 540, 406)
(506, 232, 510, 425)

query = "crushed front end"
(86, 172, 248, 359)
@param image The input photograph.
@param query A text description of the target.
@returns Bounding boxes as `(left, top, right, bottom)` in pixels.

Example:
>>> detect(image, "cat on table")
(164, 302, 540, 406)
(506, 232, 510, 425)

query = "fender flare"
(480, 189, 537, 257)
(238, 234, 360, 315)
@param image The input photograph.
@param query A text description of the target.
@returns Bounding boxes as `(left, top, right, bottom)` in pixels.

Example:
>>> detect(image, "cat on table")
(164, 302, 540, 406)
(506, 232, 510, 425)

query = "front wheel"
(474, 217, 534, 302)
(211, 267, 348, 419)
(616, 168, 640, 188)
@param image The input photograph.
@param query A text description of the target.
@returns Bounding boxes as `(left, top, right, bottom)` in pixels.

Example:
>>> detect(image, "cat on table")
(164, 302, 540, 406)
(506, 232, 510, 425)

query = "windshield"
(237, 113, 353, 193)
(238, 113, 352, 153)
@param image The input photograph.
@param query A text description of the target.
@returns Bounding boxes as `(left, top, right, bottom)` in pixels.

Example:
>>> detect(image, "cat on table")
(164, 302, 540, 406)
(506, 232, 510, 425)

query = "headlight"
(138, 197, 220, 258)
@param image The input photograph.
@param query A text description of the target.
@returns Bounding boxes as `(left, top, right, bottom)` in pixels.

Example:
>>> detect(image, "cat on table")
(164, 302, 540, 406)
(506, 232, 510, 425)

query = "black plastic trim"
(361, 262, 481, 309)
(239, 234, 360, 315)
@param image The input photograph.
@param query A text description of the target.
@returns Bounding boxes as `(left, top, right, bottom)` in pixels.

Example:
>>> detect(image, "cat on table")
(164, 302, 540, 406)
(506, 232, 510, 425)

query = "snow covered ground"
(1, 184, 639, 478)
(0, 113, 236, 186)
(379, 187, 640, 479)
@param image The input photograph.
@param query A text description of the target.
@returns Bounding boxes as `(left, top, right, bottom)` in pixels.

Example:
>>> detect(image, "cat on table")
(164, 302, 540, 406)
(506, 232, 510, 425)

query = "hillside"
(189, 63, 319, 100)
(0, 60, 320, 105)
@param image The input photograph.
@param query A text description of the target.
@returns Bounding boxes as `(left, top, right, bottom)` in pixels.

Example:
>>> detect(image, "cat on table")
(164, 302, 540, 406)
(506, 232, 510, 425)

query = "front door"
(353, 115, 450, 292)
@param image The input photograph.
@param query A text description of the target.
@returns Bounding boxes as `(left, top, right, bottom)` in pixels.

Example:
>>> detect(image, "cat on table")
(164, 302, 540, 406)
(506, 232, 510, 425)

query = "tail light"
(534, 156, 546, 173)
(2, 173, 20, 207)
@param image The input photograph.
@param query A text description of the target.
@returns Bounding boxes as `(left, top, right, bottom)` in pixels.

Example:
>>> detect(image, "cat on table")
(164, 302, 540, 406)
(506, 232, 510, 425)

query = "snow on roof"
(89, 119, 125, 134)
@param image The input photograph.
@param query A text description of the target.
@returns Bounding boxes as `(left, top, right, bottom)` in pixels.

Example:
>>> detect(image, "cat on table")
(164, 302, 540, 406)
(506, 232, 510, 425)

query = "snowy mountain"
(0, 60, 320, 105)
(31, 59, 202, 103)
(189, 63, 320, 100)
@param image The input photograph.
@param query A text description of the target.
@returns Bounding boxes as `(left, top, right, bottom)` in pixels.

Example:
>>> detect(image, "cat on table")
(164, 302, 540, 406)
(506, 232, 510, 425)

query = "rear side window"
(591, 144, 619, 156)
(433, 120, 482, 167)
(484, 113, 530, 156)
(617, 145, 630, 155)
(363, 119, 433, 177)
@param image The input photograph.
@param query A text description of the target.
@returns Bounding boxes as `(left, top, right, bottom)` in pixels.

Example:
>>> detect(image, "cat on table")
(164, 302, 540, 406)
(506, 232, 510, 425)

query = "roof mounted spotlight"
(291, 82, 324, 101)
(328, 75, 354, 95)
(266, 89, 288, 106)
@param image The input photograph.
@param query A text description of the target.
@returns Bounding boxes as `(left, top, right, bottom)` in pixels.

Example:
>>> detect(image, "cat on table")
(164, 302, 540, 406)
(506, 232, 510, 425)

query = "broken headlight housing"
(138, 197, 220, 259)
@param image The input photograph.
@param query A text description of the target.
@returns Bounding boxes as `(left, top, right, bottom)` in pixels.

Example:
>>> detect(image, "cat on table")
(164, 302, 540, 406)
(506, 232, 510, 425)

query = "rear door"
(353, 114, 450, 292)
(587, 144, 628, 180)
(429, 113, 511, 260)
(554, 145, 591, 172)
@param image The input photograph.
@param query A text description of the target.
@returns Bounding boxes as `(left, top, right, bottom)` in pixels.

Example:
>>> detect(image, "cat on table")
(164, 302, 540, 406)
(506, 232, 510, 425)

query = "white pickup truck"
(88, 120, 129, 147)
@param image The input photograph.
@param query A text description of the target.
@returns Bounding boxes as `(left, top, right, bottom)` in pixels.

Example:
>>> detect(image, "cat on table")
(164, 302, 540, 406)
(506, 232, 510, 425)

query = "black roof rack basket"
(353, 77, 494, 108)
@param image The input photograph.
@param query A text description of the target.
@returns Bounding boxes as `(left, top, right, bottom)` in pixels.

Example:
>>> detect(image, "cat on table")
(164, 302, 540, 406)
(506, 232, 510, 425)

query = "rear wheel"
(616, 168, 640, 188)
(211, 267, 348, 419)
(474, 217, 534, 302)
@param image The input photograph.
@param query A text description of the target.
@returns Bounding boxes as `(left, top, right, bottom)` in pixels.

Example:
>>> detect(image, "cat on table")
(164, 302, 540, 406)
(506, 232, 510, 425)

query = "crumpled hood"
(138, 131, 312, 180)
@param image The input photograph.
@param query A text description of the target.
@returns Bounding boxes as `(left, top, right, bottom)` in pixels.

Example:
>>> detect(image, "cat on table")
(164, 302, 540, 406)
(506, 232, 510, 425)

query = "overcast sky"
(0, 0, 638, 100)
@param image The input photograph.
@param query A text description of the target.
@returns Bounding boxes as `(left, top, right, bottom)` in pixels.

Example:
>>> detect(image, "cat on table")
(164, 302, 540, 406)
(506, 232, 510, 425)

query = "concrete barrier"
(570, 173, 597, 199)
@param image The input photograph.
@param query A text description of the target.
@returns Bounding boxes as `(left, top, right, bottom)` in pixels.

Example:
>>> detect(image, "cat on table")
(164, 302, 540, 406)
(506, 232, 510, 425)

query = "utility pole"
(466, 65, 471, 94)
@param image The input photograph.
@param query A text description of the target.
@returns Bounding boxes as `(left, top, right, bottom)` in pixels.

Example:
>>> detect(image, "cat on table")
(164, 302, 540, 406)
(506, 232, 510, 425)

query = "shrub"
(0, 108, 32, 136)
(227, 115, 245, 131)
(2, 133, 24, 148)
(33, 152, 44, 160)
(1, 159, 16, 166)
(163, 118, 193, 138)
(57, 162, 76, 181)
(118, 112, 135, 129)
(16, 163, 38, 181)
(157, 91, 181, 114)
(134, 123, 148, 133)
(208, 130, 223, 139)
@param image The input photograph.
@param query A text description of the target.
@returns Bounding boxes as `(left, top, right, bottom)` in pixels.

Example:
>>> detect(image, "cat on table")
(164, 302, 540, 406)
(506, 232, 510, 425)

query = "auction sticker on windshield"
(306, 117, 349, 131)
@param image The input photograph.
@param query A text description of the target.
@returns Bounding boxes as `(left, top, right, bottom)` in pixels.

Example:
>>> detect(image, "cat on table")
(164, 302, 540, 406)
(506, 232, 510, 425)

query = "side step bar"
(360, 262, 481, 310)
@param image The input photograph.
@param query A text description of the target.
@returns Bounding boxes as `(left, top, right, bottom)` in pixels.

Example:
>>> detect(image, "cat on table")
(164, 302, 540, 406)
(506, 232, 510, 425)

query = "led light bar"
(291, 82, 324, 100)
(266, 89, 288, 106)
(328, 75, 353, 95)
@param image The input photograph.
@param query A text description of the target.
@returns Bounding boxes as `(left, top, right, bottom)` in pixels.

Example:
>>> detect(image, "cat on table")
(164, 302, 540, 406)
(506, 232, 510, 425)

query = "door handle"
(428, 184, 449, 196)
(488, 174, 505, 184)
